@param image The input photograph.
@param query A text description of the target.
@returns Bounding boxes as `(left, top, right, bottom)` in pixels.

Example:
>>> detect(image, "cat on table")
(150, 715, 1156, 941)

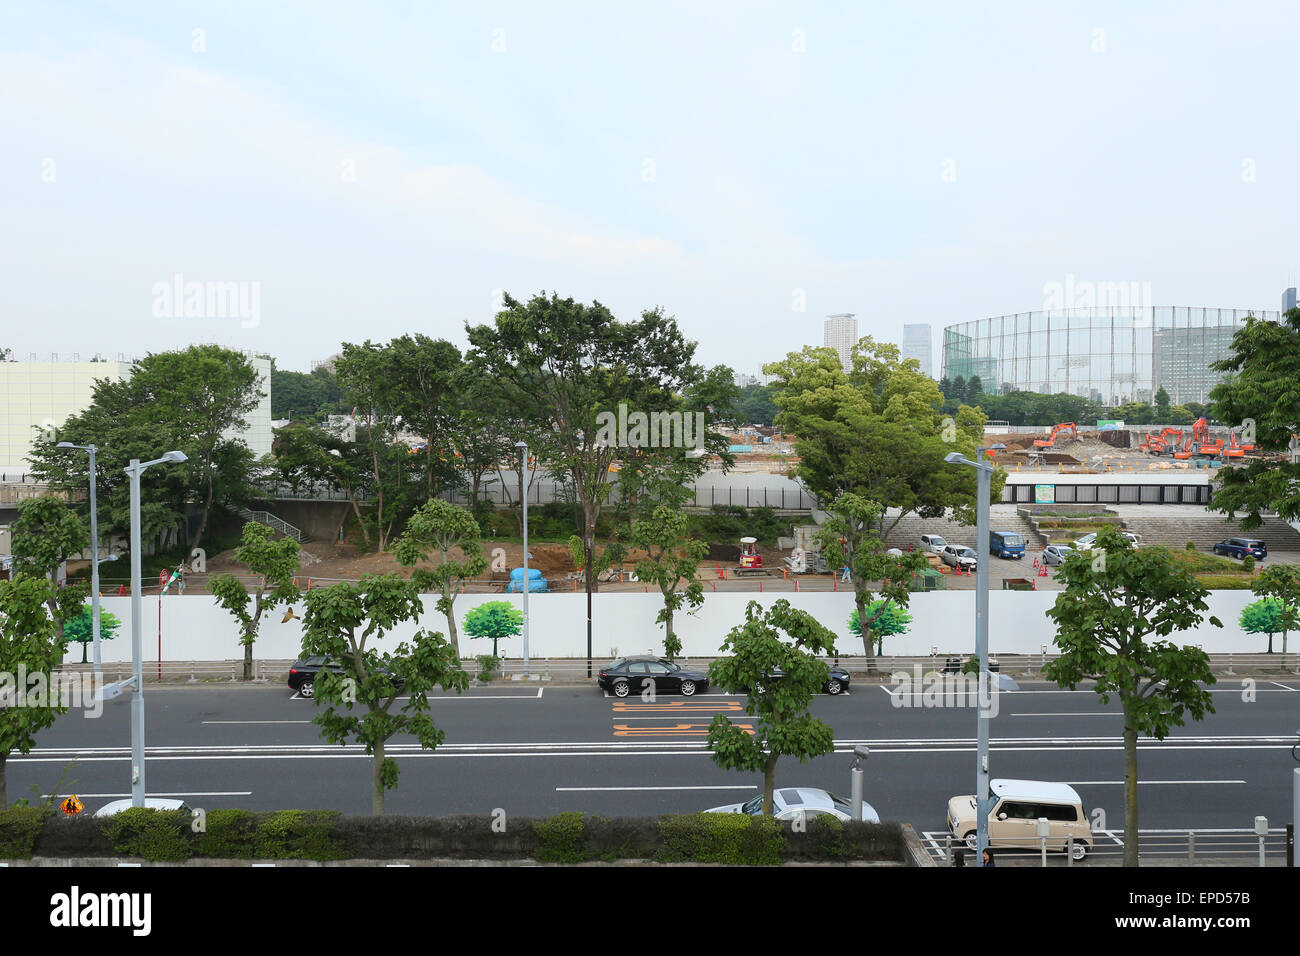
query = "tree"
(393, 499, 489, 659)
(387, 334, 464, 499)
(1204, 308, 1300, 528)
(463, 601, 523, 657)
(1043, 529, 1221, 866)
(1249, 564, 1300, 654)
(816, 493, 926, 668)
(335, 340, 403, 551)
(966, 376, 984, 406)
(706, 600, 838, 816)
(848, 600, 913, 657)
(1239, 598, 1287, 654)
(63, 605, 121, 664)
(270, 364, 346, 420)
(210, 522, 301, 680)
(271, 422, 372, 543)
(10, 496, 89, 639)
(629, 505, 708, 659)
(467, 292, 704, 675)
(1154, 386, 1171, 420)
(0, 575, 68, 807)
(763, 341, 997, 540)
(300, 575, 469, 815)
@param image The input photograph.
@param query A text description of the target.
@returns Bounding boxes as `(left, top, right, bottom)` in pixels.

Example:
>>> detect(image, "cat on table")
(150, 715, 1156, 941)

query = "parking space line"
(557, 785, 756, 792)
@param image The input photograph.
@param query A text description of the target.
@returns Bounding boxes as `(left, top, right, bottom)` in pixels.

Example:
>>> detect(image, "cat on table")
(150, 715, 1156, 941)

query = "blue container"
(506, 567, 548, 593)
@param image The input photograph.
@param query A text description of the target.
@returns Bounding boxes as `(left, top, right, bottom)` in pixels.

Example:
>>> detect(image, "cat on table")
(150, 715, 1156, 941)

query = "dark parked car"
(287, 655, 405, 698)
(743, 664, 852, 696)
(597, 656, 709, 697)
(1213, 537, 1267, 560)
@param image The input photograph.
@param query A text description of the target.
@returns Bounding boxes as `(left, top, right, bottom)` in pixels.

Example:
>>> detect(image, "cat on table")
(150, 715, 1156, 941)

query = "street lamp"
(57, 442, 107, 687)
(120, 450, 187, 807)
(515, 441, 530, 678)
(943, 442, 1004, 863)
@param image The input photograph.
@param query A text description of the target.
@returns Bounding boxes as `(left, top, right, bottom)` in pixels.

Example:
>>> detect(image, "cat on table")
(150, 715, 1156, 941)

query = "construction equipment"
(1140, 426, 1184, 455)
(1173, 417, 1210, 459)
(1033, 422, 1079, 449)
(734, 536, 769, 576)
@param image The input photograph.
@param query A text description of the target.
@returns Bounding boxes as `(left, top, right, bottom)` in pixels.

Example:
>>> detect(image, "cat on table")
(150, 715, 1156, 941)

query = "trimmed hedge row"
(1, 808, 905, 864)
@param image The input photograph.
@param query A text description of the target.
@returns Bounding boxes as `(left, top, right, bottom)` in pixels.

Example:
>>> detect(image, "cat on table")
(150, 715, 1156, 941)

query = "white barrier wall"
(75, 588, 1265, 664)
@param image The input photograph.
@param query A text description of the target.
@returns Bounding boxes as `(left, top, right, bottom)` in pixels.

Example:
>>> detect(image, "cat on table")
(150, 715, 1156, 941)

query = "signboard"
(1097, 420, 1124, 430)
(1035, 484, 1055, 504)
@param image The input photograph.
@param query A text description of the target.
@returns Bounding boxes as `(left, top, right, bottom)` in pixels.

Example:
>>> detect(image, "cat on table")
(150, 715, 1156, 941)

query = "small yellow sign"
(60, 795, 84, 816)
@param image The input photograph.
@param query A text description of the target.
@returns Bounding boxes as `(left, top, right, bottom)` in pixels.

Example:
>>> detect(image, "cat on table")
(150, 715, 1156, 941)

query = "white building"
(823, 313, 857, 372)
(902, 323, 933, 377)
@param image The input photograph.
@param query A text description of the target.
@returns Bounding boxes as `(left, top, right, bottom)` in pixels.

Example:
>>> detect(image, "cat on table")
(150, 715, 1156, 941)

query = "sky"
(2, 1, 1298, 376)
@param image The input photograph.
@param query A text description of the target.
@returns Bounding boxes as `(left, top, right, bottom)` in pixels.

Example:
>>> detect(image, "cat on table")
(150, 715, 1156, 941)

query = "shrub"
(656, 813, 783, 865)
(533, 812, 587, 863)
(1242, 555, 1256, 573)
(195, 809, 259, 859)
(252, 810, 346, 860)
(1186, 540, 1198, 551)
(0, 807, 49, 859)
(101, 808, 194, 862)
(476, 654, 500, 681)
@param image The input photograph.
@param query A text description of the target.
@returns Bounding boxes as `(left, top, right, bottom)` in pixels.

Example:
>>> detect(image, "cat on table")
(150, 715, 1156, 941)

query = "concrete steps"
(1117, 514, 1300, 552)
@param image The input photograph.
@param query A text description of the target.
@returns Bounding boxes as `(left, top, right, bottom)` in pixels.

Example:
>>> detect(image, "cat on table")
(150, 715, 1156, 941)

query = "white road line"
(1269, 682, 1298, 691)
(1009, 712, 1117, 717)
(556, 785, 757, 792)
(40, 791, 253, 798)
(203, 720, 312, 725)
(1066, 780, 1246, 786)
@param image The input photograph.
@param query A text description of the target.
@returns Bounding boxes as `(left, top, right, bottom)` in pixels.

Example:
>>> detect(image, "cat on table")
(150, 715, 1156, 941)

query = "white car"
(706, 787, 880, 823)
(919, 534, 948, 553)
(1073, 531, 1139, 550)
(940, 545, 978, 570)
(94, 798, 191, 818)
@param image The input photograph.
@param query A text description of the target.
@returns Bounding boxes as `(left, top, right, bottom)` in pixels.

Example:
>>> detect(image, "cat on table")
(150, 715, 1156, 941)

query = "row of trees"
(938, 376, 1209, 427)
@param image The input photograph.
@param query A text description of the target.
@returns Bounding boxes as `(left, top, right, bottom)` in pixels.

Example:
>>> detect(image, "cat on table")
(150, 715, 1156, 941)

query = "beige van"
(947, 779, 1092, 860)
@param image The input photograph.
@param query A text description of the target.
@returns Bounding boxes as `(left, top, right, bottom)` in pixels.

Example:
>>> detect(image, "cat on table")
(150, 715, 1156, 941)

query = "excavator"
(1139, 426, 1185, 455)
(1033, 422, 1078, 449)
(1172, 417, 1210, 459)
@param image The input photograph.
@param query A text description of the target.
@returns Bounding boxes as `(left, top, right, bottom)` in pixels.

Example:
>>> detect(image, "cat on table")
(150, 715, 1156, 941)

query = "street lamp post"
(516, 441, 530, 678)
(944, 443, 1004, 863)
(122, 451, 187, 807)
(57, 442, 104, 686)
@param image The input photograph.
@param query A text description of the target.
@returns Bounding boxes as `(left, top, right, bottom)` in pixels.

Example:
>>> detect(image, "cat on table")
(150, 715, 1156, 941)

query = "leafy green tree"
(1205, 308, 1300, 527)
(734, 382, 777, 426)
(335, 340, 403, 551)
(706, 600, 838, 816)
(1154, 386, 1171, 420)
(270, 422, 371, 542)
(816, 493, 926, 667)
(467, 292, 704, 674)
(0, 575, 68, 807)
(270, 364, 346, 420)
(393, 499, 489, 659)
(10, 496, 89, 638)
(629, 505, 707, 659)
(1249, 564, 1300, 654)
(965, 376, 984, 406)
(463, 601, 523, 657)
(1239, 598, 1287, 654)
(1044, 528, 1221, 866)
(848, 600, 913, 657)
(387, 334, 464, 499)
(300, 575, 469, 815)
(763, 341, 997, 539)
(63, 605, 121, 664)
(210, 522, 301, 680)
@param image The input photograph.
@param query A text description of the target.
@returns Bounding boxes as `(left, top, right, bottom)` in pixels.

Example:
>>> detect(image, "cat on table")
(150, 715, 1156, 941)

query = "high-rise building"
(823, 313, 857, 372)
(902, 324, 933, 377)
(1284, 287, 1297, 313)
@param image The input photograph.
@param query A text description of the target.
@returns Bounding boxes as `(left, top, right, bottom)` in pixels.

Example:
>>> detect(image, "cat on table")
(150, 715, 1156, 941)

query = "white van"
(947, 779, 1092, 860)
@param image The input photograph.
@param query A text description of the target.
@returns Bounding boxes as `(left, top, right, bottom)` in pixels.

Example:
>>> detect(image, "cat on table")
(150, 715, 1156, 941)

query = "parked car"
(1212, 537, 1267, 560)
(940, 545, 978, 570)
(1072, 531, 1139, 550)
(287, 655, 405, 699)
(918, 534, 948, 553)
(746, 663, 852, 696)
(989, 530, 1026, 559)
(1042, 544, 1073, 566)
(947, 779, 1092, 861)
(597, 656, 709, 698)
(706, 787, 880, 823)
(95, 798, 191, 818)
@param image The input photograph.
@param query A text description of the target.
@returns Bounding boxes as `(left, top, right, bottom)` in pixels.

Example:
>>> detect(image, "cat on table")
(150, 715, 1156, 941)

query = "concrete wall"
(75, 588, 1264, 665)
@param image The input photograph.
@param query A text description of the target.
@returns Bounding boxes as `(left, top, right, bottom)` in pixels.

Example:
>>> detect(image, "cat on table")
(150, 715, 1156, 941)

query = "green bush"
(533, 812, 587, 863)
(1196, 574, 1256, 589)
(656, 813, 783, 865)
(0, 807, 49, 858)
(195, 809, 259, 859)
(1242, 555, 1256, 572)
(1186, 540, 1198, 551)
(252, 810, 346, 861)
(101, 808, 194, 862)
(476, 654, 500, 681)
(692, 506, 792, 546)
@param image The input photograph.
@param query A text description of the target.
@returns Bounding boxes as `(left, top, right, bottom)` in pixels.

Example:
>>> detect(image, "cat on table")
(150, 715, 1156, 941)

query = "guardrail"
(933, 828, 1292, 866)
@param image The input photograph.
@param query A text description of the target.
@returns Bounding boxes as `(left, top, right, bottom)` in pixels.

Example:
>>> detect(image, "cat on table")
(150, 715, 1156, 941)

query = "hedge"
(3, 810, 906, 864)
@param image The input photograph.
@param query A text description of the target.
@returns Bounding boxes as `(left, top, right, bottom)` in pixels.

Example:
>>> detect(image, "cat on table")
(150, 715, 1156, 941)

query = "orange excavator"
(1033, 422, 1079, 449)
(1173, 417, 1210, 459)
(1140, 426, 1185, 455)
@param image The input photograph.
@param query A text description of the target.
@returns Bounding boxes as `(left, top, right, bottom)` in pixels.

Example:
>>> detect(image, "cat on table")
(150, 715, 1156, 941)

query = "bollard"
(712, 581, 716, 591)
(759, 581, 763, 592)
(795, 578, 800, 592)
(1066, 835, 1073, 867)
(1188, 830, 1195, 863)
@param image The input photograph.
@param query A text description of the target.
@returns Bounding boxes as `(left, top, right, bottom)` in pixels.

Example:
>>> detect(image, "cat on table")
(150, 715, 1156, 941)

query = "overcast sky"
(2, 1, 1298, 375)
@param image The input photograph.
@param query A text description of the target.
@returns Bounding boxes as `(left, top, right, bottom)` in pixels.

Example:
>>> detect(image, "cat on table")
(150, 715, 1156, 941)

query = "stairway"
(238, 508, 311, 544)
(1116, 513, 1300, 552)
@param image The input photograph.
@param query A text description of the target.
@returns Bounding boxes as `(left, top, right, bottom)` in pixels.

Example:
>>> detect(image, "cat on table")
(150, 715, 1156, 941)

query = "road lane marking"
(556, 785, 757, 792)
(203, 720, 312, 724)
(611, 701, 743, 712)
(1008, 712, 1117, 717)
(1065, 780, 1246, 785)
(41, 791, 252, 798)
(1269, 682, 1298, 691)
(613, 723, 753, 737)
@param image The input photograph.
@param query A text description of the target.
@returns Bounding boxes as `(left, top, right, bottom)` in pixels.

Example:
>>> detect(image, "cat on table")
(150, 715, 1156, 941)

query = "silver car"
(940, 545, 978, 569)
(706, 787, 881, 823)
(919, 534, 948, 553)
(1042, 544, 1073, 566)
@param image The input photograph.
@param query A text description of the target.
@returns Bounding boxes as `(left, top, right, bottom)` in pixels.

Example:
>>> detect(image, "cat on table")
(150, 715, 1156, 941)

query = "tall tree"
(1044, 530, 1220, 866)
(706, 600, 838, 816)
(10, 495, 90, 639)
(388, 334, 464, 499)
(392, 499, 489, 659)
(210, 522, 302, 680)
(467, 292, 703, 675)
(629, 505, 707, 659)
(300, 575, 469, 815)
(335, 341, 402, 551)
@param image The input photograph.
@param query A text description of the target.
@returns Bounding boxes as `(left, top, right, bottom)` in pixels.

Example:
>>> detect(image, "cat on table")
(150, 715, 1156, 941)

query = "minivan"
(989, 530, 1025, 558)
(947, 779, 1092, 860)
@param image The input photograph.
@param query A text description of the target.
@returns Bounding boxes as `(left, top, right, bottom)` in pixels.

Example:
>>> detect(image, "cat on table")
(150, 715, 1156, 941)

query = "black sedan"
(750, 664, 852, 696)
(597, 657, 709, 697)
(287, 655, 405, 698)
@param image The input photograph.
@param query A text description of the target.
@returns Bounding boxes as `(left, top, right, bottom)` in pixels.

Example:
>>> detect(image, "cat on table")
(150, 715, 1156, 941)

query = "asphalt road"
(9, 678, 1299, 840)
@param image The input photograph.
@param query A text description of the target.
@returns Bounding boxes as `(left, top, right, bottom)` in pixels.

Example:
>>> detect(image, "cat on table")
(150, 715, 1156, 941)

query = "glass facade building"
(941, 307, 1278, 406)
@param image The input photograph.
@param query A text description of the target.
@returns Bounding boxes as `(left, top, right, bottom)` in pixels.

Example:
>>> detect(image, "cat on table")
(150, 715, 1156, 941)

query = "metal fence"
(932, 828, 1292, 866)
